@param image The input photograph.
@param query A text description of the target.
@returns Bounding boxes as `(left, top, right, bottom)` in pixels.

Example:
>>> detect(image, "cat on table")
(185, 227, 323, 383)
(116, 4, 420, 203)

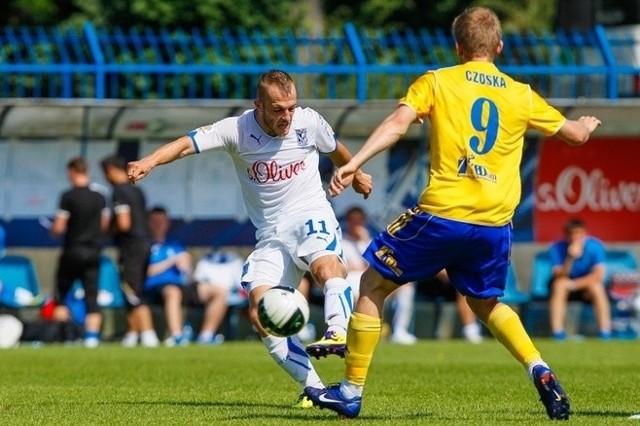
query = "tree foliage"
(324, 0, 476, 30)
(0, 0, 302, 30)
(0, 0, 562, 33)
(474, 0, 557, 33)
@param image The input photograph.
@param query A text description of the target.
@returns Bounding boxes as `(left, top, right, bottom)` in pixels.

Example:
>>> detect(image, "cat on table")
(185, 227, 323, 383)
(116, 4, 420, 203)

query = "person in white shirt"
(127, 69, 372, 407)
(184, 248, 247, 345)
(341, 206, 417, 345)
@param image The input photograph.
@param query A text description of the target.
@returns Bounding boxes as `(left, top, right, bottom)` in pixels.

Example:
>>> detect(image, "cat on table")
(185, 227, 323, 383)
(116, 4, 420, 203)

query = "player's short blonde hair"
(256, 69, 295, 102)
(452, 7, 502, 60)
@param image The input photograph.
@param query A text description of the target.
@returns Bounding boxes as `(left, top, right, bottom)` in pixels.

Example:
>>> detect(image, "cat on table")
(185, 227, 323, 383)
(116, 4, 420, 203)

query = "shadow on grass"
(107, 400, 434, 421)
(574, 409, 637, 418)
(108, 400, 282, 409)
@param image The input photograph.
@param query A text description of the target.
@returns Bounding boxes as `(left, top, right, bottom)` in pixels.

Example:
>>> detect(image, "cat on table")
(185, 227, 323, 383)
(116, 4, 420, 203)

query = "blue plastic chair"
(604, 250, 638, 285)
(530, 252, 554, 300)
(0, 255, 43, 308)
(97, 255, 124, 309)
(499, 264, 530, 305)
(65, 281, 87, 325)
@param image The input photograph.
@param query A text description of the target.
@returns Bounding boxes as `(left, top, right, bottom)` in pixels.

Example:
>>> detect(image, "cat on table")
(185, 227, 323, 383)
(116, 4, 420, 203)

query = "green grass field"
(0, 338, 638, 425)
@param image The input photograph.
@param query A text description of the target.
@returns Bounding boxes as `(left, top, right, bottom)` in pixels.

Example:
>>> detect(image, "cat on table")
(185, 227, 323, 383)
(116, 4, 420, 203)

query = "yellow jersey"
(401, 61, 565, 226)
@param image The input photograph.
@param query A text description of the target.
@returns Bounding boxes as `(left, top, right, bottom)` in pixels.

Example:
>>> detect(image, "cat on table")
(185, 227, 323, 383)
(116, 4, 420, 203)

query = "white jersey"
(341, 236, 370, 292)
(188, 108, 338, 232)
(342, 236, 370, 273)
(193, 250, 245, 292)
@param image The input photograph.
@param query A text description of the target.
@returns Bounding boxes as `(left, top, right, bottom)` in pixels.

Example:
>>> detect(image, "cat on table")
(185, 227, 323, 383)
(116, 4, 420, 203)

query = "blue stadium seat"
(97, 255, 124, 309)
(499, 264, 530, 305)
(605, 251, 639, 339)
(65, 281, 87, 325)
(530, 252, 554, 300)
(0, 255, 44, 308)
(603, 250, 638, 285)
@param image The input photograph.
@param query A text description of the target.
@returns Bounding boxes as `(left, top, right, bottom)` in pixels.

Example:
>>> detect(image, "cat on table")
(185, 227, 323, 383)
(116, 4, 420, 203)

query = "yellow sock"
(486, 304, 541, 366)
(345, 312, 383, 386)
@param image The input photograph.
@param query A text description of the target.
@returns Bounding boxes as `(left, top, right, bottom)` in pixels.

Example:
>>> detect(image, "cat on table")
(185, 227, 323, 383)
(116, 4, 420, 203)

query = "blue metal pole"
(344, 23, 367, 103)
(593, 25, 618, 99)
(83, 22, 105, 99)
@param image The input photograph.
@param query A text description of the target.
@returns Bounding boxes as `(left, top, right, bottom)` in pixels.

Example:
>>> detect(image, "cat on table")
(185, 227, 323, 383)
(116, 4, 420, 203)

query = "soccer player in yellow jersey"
(304, 6, 601, 421)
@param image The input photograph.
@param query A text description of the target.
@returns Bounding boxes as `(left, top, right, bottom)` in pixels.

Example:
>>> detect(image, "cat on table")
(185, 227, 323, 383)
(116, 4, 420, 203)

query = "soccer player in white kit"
(127, 70, 372, 407)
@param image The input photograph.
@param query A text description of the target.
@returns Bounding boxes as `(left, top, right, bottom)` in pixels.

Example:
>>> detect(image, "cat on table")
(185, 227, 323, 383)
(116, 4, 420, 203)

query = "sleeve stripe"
(187, 130, 200, 154)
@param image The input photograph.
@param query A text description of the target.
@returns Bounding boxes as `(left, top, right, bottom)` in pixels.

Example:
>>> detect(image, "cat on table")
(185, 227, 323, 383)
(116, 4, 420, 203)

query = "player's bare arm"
(49, 215, 68, 238)
(127, 136, 196, 182)
(327, 142, 373, 199)
(329, 105, 416, 197)
(556, 116, 602, 146)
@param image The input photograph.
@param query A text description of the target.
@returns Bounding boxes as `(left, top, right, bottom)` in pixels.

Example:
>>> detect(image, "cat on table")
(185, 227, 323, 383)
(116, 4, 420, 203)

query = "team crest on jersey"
(295, 128, 308, 146)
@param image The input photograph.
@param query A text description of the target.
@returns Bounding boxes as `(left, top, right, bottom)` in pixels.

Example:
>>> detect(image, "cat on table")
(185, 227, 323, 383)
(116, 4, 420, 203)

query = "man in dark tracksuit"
(51, 157, 109, 348)
(101, 155, 159, 347)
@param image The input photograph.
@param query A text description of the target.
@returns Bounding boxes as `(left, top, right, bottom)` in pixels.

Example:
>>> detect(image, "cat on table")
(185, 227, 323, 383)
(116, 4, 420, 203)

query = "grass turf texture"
(0, 339, 638, 425)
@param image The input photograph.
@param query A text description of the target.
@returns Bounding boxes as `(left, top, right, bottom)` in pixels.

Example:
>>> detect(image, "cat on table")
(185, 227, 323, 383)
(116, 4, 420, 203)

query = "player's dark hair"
(344, 206, 367, 223)
(67, 157, 88, 174)
(100, 155, 127, 172)
(563, 217, 586, 232)
(148, 205, 168, 216)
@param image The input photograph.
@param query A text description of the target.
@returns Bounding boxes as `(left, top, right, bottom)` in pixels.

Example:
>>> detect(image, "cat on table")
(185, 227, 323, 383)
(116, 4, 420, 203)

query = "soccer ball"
(257, 286, 310, 337)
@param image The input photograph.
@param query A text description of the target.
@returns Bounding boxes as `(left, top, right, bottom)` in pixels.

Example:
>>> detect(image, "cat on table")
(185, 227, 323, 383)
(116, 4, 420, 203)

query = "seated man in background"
(548, 218, 612, 340)
(340, 206, 417, 344)
(144, 206, 190, 347)
(183, 248, 247, 345)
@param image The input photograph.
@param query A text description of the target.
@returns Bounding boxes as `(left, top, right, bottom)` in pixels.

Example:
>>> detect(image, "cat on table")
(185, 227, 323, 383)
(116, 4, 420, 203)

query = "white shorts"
(193, 251, 245, 292)
(242, 208, 346, 293)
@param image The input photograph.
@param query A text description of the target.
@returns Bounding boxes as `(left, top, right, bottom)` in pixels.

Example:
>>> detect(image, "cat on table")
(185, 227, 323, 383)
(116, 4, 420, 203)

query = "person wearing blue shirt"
(548, 218, 611, 340)
(144, 206, 191, 347)
(0, 223, 6, 257)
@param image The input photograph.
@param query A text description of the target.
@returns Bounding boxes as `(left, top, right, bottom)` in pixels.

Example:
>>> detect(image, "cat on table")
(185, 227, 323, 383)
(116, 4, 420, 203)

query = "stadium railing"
(0, 23, 639, 101)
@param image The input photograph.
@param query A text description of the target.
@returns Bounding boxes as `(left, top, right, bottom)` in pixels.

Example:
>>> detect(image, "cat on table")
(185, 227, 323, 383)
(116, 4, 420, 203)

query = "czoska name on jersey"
(465, 70, 506, 88)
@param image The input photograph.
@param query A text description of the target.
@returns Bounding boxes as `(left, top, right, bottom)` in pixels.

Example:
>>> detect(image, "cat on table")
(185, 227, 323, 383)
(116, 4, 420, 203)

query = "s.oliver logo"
(247, 160, 306, 183)
(534, 136, 640, 242)
(537, 166, 640, 213)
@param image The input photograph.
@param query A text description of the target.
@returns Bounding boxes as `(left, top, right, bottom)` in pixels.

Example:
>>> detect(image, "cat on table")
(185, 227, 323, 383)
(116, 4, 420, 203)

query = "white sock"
(340, 380, 363, 398)
(462, 323, 483, 341)
(199, 330, 214, 341)
(141, 329, 157, 339)
(323, 277, 354, 333)
(262, 334, 323, 388)
(392, 283, 415, 335)
(527, 360, 550, 381)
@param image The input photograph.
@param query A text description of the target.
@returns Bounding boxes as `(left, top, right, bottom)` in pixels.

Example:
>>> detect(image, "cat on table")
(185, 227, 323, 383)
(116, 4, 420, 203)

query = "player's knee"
(310, 258, 346, 284)
(466, 296, 498, 322)
(359, 269, 395, 299)
(551, 277, 572, 294)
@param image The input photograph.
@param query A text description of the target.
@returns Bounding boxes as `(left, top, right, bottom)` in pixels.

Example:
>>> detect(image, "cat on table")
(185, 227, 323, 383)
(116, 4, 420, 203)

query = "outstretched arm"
(127, 135, 196, 182)
(329, 104, 417, 197)
(327, 142, 372, 199)
(555, 116, 602, 146)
